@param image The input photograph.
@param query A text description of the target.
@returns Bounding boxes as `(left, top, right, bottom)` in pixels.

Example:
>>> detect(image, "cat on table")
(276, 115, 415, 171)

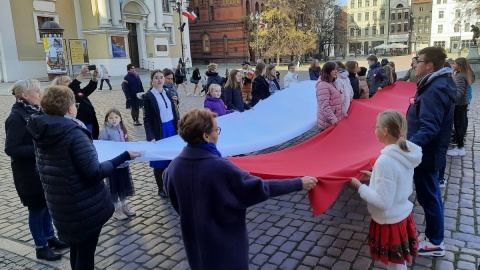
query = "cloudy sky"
(336, 0, 347, 6)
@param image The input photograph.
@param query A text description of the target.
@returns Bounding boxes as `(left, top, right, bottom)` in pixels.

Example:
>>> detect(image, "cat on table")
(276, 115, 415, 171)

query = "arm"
(142, 94, 156, 141)
(455, 74, 467, 101)
(98, 129, 109, 141)
(224, 86, 236, 110)
(121, 80, 131, 99)
(357, 162, 397, 210)
(317, 86, 338, 125)
(250, 80, 260, 107)
(80, 79, 99, 97)
(378, 68, 389, 89)
(70, 129, 131, 182)
(5, 114, 35, 159)
(398, 69, 411, 81)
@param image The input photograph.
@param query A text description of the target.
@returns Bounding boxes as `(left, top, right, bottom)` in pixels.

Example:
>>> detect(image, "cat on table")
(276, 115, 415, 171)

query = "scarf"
(17, 99, 40, 114)
(189, 142, 222, 157)
(64, 115, 88, 129)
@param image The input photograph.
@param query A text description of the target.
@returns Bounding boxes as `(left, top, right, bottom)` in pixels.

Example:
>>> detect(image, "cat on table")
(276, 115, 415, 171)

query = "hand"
(172, 96, 178, 101)
(359, 170, 372, 181)
(128, 151, 141, 159)
(301, 176, 318, 191)
(92, 69, 99, 81)
(80, 67, 89, 76)
(349, 177, 362, 190)
(377, 87, 382, 91)
(151, 139, 156, 143)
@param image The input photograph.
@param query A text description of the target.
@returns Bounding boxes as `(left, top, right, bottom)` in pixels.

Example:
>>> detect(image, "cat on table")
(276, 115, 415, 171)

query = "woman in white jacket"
(350, 110, 422, 270)
(334, 61, 354, 114)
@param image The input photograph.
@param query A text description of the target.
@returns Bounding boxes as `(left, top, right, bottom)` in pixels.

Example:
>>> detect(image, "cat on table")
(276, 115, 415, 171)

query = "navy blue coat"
(251, 75, 271, 107)
(348, 72, 361, 99)
(26, 114, 131, 243)
(407, 68, 456, 170)
(123, 72, 144, 99)
(143, 89, 179, 141)
(5, 102, 45, 208)
(164, 146, 303, 270)
(205, 71, 226, 86)
(224, 85, 250, 112)
(309, 68, 320, 80)
(68, 79, 99, 139)
(367, 62, 389, 96)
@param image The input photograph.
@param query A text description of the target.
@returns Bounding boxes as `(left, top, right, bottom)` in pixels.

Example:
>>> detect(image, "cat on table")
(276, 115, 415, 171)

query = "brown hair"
(178, 108, 218, 146)
(310, 59, 320, 71)
(40, 85, 75, 116)
(454, 57, 474, 85)
(367, 55, 378, 62)
(104, 108, 129, 141)
(418, 46, 447, 71)
(265, 64, 276, 80)
(10, 79, 41, 99)
(225, 69, 242, 89)
(254, 62, 266, 77)
(320, 62, 338, 82)
(149, 69, 164, 89)
(383, 65, 394, 84)
(377, 110, 409, 152)
(345, 61, 358, 74)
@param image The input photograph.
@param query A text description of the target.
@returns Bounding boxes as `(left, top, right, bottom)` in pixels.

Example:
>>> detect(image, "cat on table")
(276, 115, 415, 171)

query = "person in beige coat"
(357, 67, 369, 99)
(316, 62, 345, 131)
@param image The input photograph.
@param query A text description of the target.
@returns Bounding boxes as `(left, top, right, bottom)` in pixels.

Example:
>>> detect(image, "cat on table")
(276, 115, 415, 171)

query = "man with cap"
(241, 60, 254, 102)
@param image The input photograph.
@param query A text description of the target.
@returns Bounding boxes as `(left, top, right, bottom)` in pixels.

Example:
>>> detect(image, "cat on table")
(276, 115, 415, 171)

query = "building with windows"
(411, 0, 432, 52)
(188, 0, 266, 64)
(388, 0, 410, 46)
(430, 0, 478, 53)
(0, 0, 190, 82)
(347, 0, 390, 56)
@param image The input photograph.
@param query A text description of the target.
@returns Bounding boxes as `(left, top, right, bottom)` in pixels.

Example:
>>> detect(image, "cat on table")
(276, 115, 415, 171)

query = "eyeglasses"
(372, 124, 381, 129)
(213, 127, 221, 135)
(417, 60, 428, 64)
(75, 103, 80, 109)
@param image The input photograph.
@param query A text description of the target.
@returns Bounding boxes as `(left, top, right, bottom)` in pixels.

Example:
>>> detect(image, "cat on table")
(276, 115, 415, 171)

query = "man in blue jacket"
(366, 55, 389, 97)
(406, 46, 456, 257)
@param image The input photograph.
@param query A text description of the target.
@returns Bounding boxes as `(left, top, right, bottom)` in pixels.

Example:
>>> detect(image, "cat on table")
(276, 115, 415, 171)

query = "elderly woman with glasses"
(26, 85, 140, 270)
(163, 108, 318, 270)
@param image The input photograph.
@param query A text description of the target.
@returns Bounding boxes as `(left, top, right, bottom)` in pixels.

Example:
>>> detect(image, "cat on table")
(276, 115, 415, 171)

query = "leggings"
(69, 228, 102, 270)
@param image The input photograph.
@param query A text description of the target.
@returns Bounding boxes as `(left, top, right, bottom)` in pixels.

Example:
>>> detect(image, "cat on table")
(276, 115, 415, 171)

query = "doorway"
(126, 22, 140, 68)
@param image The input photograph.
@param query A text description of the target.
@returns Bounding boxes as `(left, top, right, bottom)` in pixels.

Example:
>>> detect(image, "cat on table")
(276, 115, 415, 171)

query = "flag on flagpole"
(181, 8, 196, 20)
(190, 11, 197, 20)
(259, 22, 268, 29)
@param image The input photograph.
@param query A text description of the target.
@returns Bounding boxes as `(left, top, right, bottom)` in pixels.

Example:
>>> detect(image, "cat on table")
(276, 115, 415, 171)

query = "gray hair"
(9, 79, 41, 99)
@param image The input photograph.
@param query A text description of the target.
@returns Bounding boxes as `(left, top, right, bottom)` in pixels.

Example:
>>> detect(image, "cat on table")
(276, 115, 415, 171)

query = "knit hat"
(357, 67, 367, 76)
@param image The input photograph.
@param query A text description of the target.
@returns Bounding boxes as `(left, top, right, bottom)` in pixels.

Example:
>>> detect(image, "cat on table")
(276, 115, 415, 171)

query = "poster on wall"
(43, 37, 67, 74)
(69, 39, 89, 64)
(111, 36, 127, 57)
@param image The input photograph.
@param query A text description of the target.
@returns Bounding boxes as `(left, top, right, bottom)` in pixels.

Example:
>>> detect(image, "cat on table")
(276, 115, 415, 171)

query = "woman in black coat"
(251, 62, 271, 107)
(5, 80, 68, 261)
(143, 70, 179, 198)
(27, 85, 139, 270)
(346, 61, 361, 99)
(51, 66, 100, 139)
(224, 69, 251, 112)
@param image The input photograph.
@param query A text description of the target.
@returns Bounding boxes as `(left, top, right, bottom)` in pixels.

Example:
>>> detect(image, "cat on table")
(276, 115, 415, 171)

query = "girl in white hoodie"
(350, 110, 422, 270)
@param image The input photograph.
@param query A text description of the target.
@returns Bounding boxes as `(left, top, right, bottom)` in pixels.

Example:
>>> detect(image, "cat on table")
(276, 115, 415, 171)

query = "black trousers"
(69, 228, 102, 270)
(453, 105, 468, 148)
(99, 79, 112, 90)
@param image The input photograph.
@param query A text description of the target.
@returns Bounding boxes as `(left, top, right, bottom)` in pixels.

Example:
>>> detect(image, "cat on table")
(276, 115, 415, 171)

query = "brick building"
(188, 0, 266, 64)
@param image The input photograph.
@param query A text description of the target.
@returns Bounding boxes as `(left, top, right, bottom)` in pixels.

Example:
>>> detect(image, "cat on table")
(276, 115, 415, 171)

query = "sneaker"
(122, 205, 136, 216)
(112, 207, 128, 220)
(447, 147, 466, 157)
(47, 237, 69, 250)
(187, 93, 191, 96)
(194, 94, 198, 97)
(418, 239, 445, 257)
(439, 179, 447, 189)
(200, 93, 205, 97)
(36, 246, 62, 261)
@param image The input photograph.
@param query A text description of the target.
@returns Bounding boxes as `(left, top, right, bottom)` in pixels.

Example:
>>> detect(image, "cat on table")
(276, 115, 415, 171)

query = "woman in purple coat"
(204, 84, 234, 116)
(163, 108, 318, 270)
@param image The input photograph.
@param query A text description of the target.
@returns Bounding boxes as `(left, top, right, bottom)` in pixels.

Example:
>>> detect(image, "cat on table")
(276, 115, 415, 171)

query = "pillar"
(154, 0, 165, 30)
(109, 0, 122, 28)
(144, 0, 157, 31)
(98, 0, 112, 28)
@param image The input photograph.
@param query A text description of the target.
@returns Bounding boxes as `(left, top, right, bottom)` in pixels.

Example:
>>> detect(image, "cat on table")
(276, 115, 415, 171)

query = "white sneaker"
(122, 205, 136, 216)
(418, 239, 445, 257)
(447, 147, 466, 157)
(112, 207, 128, 220)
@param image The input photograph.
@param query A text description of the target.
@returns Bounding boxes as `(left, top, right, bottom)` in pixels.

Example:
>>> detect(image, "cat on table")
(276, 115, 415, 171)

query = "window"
(357, 13, 362, 21)
(398, 12, 402, 20)
(202, 34, 211, 52)
(454, 24, 460, 32)
(419, 7, 424, 12)
(391, 24, 395, 33)
(418, 27, 422, 33)
(358, 0, 362, 7)
(209, 6, 215, 21)
(373, 11, 377, 20)
(351, 0, 354, 8)
(163, 0, 171, 12)
(391, 13, 395, 20)
(439, 11, 444, 19)
(349, 14, 354, 23)
(397, 23, 402, 32)
(365, 27, 369, 35)
(419, 17, 423, 23)
(366, 0, 369, 6)
(166, 27, 174, 44)
(380, 10, 385, 20)
(34, 12, 59, 43)
(465, 23, 470, 32)
(443, 0, 447, 3)
(425, 26, 429, 33)
(437, 0, 440, 3)
(372, 25, 377, 35)
(413, 17, 416, 23)
(455, 9, 461, 18)
(196, 8, 200, 22)
(350, 28, 356, 36)
(380, 25, 385, 34)
(425, 16, 429, 23)
(434, 41, 446, 47)
(373, 0, 377, 5)
(365, 12, 369, 21)
(404, 23, 409, 32)
(438, 24, 443, 33)
(404, 12, 409, 19)
(461, 40, 472, 49)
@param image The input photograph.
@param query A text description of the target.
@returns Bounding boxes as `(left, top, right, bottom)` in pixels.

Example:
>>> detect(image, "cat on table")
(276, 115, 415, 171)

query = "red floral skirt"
(368, 214, 419, 265)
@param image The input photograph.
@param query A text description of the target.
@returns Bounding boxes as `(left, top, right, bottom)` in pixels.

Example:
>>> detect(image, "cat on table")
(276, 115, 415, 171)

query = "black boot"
(48, 237, 69, 249)
(36, 246, 62, 261)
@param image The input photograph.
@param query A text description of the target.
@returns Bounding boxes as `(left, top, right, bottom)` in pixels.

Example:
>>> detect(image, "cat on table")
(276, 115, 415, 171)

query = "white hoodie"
(358, 141, 422, 224)
(334, 70, 354, 114)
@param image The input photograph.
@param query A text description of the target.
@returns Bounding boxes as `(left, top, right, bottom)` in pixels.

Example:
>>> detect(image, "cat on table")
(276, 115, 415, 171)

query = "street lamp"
(250, 12, 263, 61)
(170, 0, 188, 63)
(354, 28, 360, 58)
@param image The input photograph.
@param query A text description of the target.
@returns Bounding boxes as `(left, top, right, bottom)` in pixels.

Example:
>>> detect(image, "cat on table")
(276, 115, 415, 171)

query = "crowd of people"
(3, 48, 477, 269)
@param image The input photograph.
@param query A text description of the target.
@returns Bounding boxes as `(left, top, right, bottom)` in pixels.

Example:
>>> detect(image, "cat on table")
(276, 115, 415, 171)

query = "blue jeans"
(28, 206, 55, 248)
(413, 167, 444, 245)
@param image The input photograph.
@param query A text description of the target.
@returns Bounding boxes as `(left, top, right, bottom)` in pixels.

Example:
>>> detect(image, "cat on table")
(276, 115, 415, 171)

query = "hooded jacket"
(204, 95, 234, 116)
(358, 141, 422, 224)
(367, 62, 389, 96)
(335, 70, 354, 113)
(26, 114, 131, 243)
(406, 67, 456, 170)
(348, 72, 360, 99)
(68, 79, 100, 139)
(316, 79, 344, 130)
(205, 71, 226, 86)
(453, 71, 469, 106)
(251, 75, 271, 107)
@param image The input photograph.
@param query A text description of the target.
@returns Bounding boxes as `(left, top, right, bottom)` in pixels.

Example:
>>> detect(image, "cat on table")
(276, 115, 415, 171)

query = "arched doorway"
(122, 0, 148, 68)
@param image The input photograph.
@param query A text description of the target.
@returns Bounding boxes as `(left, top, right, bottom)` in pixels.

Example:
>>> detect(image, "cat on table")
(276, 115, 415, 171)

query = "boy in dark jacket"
(123, 64, 144, 126)
(366, 55, 390, 97)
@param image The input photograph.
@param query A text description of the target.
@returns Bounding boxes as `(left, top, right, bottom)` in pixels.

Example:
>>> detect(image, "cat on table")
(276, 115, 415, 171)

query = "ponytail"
(378, 110, 410, 152)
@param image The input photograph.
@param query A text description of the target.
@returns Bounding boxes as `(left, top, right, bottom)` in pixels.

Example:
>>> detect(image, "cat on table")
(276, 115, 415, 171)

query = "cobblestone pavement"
(0, 58, 479, 269)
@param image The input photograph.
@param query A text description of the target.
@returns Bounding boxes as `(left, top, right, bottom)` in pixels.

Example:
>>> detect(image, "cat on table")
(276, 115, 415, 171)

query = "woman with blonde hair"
(5, 80, 68, 261)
